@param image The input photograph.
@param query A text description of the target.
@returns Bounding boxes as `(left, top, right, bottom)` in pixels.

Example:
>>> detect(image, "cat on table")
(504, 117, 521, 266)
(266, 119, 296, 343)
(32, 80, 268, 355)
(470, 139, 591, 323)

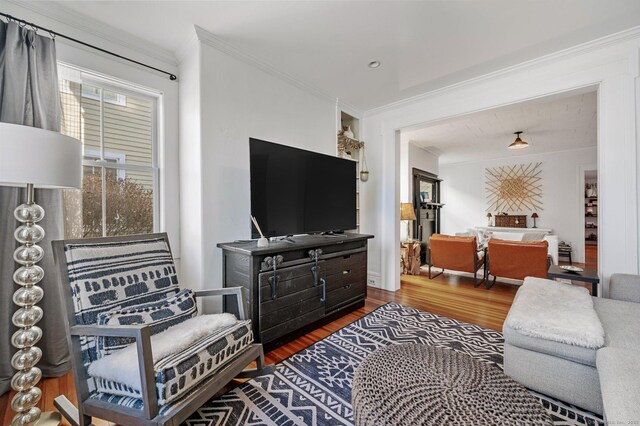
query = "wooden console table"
(218, 233, 374, 349)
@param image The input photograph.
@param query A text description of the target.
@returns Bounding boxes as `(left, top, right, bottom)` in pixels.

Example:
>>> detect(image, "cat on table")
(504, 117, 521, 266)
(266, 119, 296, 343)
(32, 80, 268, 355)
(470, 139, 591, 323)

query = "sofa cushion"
(596, 347, 640, 423)
(96, 288, 198, 357)
(594, 297, 640, 350)
(491, 232, 524, 241)
(89, 316, 253, 405)
(521, 232, 548, 242)
(503, 323, 597, 367)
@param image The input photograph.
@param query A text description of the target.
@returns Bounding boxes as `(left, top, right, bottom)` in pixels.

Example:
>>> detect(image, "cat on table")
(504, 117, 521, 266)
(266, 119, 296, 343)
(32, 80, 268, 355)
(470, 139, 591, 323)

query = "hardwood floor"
(0, 263, 592, 425)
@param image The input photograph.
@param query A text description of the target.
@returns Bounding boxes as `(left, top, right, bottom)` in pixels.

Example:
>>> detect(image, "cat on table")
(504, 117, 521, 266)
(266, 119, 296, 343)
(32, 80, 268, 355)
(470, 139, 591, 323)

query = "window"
(81, 85, 127, 106)
(58, 64, 158, 238)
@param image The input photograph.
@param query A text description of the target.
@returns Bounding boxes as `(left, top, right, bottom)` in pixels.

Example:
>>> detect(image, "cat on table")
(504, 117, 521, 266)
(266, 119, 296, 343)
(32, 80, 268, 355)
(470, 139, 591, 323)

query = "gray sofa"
(503, 273, 640, 422)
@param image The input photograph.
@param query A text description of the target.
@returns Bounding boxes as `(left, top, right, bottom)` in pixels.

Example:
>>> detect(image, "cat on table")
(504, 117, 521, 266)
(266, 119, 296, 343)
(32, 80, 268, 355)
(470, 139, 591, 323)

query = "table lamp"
(400, 203, 417, 242)
(0, 123, 82, 426)
(531, 212, 539, 228)
(486, 212, 492, 226)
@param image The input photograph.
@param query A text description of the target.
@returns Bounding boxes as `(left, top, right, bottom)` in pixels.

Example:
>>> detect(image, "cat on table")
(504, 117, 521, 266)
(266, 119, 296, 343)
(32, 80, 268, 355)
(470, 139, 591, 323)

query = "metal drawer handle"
(344, 284, 352, 289)
(320, 278, 326, 303)
(267, 275, 279, 300)
(342, 269, 351, 275)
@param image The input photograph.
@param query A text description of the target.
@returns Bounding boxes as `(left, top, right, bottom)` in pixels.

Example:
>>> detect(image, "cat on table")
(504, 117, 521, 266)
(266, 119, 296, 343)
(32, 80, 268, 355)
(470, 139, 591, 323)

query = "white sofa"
(504, 274, 640, 422)
(472, 227, 559, 265)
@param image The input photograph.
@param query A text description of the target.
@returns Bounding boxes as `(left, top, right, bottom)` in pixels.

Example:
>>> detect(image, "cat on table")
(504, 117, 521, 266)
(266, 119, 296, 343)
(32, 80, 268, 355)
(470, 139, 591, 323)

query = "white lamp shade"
(0, 122, 82, 189)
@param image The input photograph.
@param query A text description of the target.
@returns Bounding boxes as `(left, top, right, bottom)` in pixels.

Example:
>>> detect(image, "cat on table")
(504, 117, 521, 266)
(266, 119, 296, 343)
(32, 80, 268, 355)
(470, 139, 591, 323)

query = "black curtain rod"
(0, 12, 177, 81)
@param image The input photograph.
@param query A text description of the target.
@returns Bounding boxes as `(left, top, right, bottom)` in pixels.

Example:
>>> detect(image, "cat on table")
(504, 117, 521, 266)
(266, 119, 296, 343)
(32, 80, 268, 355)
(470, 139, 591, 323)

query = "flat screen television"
(250, 138, 357, 238)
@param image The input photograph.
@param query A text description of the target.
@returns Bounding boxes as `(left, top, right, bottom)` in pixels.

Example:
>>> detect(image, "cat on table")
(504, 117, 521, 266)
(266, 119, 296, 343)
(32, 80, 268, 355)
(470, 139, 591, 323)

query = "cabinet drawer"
(325, 281, 366, 312)
(322, 251, 366, 277)
(323, 268, 366, 293)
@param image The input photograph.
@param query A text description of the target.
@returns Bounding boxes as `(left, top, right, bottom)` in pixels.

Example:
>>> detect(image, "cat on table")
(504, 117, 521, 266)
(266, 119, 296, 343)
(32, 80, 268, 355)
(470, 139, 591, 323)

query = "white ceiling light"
(508, 131, 529, 149)
(368, 61, 381, 69)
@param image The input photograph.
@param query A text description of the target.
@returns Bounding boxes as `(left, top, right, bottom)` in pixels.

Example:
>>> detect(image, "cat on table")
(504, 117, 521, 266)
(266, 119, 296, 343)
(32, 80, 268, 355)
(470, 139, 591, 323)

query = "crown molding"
(439, 145, 598, 167)
(336, 99, 364, 120)
(194, 25, 344, 107)
(410, 143, 441, 159)
(365, 25, 640, 117)
(7, 0, 178, 67)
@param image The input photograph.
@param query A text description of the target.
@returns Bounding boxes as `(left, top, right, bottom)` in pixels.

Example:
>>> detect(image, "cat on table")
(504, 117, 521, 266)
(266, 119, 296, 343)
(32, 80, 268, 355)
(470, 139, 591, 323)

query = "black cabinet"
(217, 233, 373, 349)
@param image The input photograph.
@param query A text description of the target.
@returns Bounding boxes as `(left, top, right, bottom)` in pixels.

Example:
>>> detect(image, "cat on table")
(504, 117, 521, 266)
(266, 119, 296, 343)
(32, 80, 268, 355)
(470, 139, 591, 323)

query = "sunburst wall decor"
(485, 162, 543, 212)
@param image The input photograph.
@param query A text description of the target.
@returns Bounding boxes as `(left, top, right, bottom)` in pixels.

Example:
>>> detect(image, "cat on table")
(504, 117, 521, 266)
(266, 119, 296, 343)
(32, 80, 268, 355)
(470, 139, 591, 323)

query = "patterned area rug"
(186, 302, 603, 426)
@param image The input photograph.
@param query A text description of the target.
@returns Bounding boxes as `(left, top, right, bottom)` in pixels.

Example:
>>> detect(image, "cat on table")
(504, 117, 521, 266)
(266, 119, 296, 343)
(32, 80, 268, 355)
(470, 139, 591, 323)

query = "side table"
(558, 243, 573, 264)
(401, 241, 421, 275)
(547, 264, 599, 297)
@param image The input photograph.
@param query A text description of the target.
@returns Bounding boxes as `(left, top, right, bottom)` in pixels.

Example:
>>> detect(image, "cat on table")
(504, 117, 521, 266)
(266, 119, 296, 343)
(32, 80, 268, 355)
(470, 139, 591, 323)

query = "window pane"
(82, 165, 104, 238)
(80, 84, 102, 157)
(105, 170, 154, 237)
(60, 80, 82, 141)
(103, 91, 153, 168)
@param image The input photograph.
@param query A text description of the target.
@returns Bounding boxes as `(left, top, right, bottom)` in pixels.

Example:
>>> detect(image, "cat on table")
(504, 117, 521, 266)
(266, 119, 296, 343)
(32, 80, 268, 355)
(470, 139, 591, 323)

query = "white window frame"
(71, 71, 161, 236)
(83, 148, 126, 180)
(81, 85, 127, 106)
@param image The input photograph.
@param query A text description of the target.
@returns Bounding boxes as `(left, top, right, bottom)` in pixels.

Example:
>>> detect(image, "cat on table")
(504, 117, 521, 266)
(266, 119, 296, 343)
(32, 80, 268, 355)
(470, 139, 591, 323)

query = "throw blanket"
(88, 313, 238, 391)
(505, 277, 605, 349)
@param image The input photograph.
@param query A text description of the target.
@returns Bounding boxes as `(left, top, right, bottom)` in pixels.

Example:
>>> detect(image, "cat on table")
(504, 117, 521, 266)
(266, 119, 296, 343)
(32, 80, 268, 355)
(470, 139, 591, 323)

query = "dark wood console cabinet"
(217, 233, 373, 349)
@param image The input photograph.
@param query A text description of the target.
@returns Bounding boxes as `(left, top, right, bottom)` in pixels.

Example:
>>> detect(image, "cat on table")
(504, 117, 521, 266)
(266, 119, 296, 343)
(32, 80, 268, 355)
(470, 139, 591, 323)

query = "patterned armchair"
(51, 233, 272, 426)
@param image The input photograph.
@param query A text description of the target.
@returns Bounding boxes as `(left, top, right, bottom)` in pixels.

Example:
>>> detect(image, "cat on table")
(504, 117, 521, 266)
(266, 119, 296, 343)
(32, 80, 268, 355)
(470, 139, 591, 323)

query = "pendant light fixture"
(508, 131, 529, 150)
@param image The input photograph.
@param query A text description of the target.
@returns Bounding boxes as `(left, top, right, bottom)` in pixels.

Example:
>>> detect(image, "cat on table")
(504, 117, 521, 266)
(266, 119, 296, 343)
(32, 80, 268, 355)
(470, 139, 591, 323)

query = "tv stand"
(271, 235, 296, 243)
(217, 233, 374, 349)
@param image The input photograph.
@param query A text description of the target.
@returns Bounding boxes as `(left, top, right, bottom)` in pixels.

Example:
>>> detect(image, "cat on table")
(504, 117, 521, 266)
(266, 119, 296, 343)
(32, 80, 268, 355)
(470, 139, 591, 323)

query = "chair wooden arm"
(69, 324, 158, 420)
(70, 324, 149, 337)
(194, 287, 248, 320)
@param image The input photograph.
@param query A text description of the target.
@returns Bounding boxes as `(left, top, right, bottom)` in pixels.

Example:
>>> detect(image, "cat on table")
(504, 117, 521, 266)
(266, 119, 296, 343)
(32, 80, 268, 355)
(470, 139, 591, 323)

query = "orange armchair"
(429, 234, 486, 287)
(487, 238, 549, 289)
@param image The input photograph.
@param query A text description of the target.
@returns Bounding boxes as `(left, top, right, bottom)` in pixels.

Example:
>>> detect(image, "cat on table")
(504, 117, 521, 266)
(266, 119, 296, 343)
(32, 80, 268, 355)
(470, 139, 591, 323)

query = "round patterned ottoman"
(352, 344, 552, 426)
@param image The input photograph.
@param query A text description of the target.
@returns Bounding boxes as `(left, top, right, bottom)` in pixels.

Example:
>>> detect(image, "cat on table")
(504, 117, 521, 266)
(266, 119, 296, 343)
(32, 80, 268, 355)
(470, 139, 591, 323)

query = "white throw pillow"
(491, 232, 524, 241)
(96, 288, 197, 357)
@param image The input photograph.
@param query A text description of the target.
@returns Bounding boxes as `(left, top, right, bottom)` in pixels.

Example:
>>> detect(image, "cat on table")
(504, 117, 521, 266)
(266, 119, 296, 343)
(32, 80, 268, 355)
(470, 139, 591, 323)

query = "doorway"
(412, 168, 442, 265)
(584, 169, 598, 271)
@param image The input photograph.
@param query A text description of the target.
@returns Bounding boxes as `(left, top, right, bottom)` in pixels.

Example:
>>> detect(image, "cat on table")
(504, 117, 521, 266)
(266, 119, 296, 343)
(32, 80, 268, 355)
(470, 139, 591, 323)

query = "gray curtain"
(0, 20, 70, 396)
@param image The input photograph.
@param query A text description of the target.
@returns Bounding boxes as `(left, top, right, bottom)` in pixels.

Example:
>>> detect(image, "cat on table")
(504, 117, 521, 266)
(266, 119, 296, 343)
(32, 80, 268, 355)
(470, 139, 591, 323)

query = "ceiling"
(401, 88, 597, 164)
(26, 1, 640, 110)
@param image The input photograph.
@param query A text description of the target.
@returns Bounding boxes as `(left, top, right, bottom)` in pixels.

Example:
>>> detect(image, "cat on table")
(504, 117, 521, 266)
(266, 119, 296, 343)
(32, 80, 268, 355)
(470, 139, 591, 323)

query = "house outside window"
(58, 64, 159, 238)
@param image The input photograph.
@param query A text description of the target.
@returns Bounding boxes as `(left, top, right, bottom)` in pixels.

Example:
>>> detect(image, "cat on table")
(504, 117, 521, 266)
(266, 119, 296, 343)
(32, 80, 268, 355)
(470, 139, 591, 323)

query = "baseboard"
(367, 271, 381, 288)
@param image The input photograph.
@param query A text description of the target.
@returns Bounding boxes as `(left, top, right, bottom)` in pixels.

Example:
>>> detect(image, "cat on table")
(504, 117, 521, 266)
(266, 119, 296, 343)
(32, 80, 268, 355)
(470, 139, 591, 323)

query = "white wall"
(179, 27, 337, 293)
(177, 38, 202, 289)
(440, 147, 597, 262)
(400, 142, 440, 202)
(362, 29, 640, 295)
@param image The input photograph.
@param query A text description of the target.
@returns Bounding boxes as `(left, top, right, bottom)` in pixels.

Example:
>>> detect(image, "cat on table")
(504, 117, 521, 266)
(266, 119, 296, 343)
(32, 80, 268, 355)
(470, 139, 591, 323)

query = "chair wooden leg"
(54, 395, 92, 426)
(236, 345, 275, 379)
